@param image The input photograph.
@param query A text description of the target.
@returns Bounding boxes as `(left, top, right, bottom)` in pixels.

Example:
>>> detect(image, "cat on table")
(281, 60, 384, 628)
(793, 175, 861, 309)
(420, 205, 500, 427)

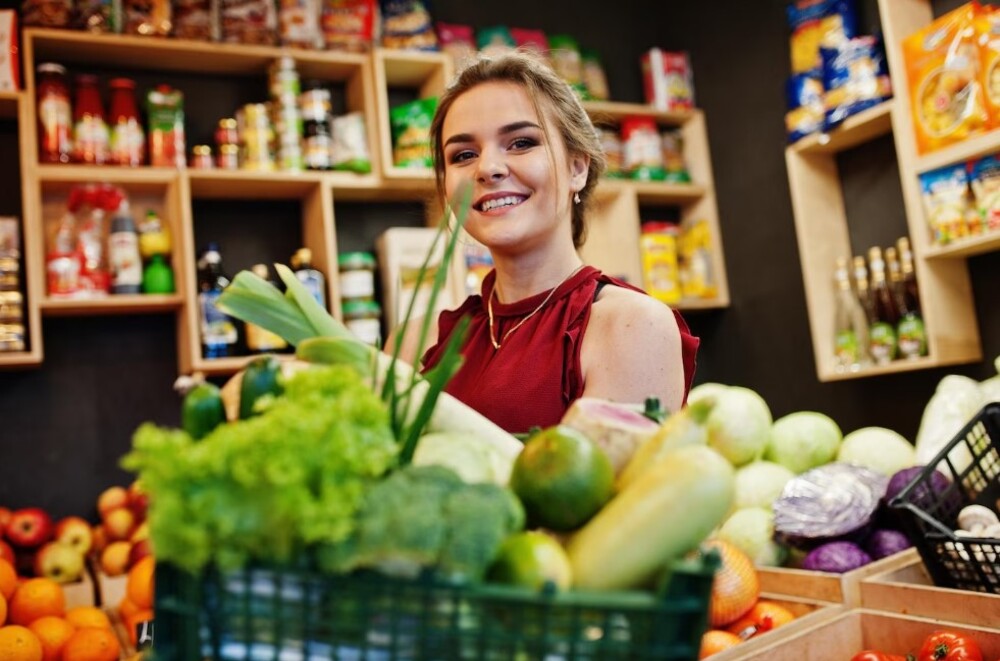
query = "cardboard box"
(709, 594, 843, 660)
(757, 548, 918, 605)
(641, 48, 694, 111)
(736, 608, 1000, 660)
(860, 553, 1000, 628)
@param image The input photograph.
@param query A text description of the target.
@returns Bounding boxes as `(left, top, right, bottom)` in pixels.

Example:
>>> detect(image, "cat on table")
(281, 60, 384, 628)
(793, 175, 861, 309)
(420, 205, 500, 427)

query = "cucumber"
(567, 444, 734, 591)
(182, 382, 226, 440)
(239, 354, 284, 419)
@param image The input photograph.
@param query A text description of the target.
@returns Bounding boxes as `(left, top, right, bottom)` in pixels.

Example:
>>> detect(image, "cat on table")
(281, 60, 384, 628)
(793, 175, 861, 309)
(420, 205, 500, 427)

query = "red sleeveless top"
(421, 266, 699, 434)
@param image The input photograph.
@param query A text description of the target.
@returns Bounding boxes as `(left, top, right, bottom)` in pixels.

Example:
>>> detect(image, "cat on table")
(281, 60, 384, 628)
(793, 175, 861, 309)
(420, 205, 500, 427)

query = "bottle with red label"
(108, 78, 145, 166)
(36, 63, 72, 164)
(72, 73, 110, 164)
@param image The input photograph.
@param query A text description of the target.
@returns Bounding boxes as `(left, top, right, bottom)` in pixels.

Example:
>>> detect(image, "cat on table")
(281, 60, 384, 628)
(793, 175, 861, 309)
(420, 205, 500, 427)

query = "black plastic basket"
(890, 402, 1000, 594)
(151, 550, 719, 660)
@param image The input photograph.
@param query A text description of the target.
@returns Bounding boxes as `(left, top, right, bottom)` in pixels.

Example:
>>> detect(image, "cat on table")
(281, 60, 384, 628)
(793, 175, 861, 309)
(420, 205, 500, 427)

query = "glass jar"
(190, 144, 214, 169)
(36, 63, 72, 164)
(72, 73, 110, 165)
(108, 77, 145, 166)
(342, 299, 382, 346)
(215, 117, 238, 149)
(338, 251, 376, 303)
(217, 143, 239, 170)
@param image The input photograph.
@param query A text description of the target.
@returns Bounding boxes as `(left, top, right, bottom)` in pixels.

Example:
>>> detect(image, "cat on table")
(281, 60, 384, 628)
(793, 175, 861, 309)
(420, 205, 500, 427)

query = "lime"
(488, 530, 573, 591)
(509, 425, 614, 531)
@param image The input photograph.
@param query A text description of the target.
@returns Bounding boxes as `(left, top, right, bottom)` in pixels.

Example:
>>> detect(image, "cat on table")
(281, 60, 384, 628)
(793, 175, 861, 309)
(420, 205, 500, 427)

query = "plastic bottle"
(197, 242, 239, 358)
(142, 254, 175, 294)
(72, 73, 110, 165)
(108, 200, 143, 294)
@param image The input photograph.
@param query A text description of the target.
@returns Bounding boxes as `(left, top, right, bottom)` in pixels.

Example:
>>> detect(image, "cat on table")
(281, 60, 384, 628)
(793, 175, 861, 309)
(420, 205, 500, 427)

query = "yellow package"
(904, 2, 989, 154)
(639, 223, 681, 305)
(975, 7, 1000, 127)
(678, 220, 717, 299)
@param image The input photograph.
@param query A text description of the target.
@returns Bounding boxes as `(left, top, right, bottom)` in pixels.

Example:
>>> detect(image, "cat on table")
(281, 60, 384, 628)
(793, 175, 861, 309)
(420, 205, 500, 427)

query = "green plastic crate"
(151, 550, 719, 660)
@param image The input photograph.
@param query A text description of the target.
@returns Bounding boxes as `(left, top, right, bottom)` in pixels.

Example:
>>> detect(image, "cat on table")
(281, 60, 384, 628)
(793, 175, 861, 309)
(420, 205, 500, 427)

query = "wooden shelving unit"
(3, 29, 731, 374)
(784, 0, 985, 381)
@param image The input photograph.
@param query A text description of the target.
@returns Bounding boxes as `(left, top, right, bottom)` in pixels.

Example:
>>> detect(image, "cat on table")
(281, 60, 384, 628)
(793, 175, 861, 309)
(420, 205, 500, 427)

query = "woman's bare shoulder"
(384, 316, 439, 367)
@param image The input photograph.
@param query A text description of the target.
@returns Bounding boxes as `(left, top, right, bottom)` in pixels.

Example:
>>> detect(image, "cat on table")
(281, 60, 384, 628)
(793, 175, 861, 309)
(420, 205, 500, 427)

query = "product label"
(246, 322, 288, 352)
(897, 314, 927, 359)
(110, 119, 146, 165)
(199, 290, 238, 347)
(835, 329, 860, 364)
(340, 270, 374, 299)
(869, 321, 898, 364)
(108, 233, 142, 287)
(38, 94, 71, 155)
(346, 317, 381, 346)
(73, 116, 110, 162)
(295, 271, 326, 307)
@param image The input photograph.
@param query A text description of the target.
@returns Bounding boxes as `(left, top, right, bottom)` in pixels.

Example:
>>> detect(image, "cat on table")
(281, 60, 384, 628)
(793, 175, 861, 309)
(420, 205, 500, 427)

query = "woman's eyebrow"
(443, 121, 543, 147)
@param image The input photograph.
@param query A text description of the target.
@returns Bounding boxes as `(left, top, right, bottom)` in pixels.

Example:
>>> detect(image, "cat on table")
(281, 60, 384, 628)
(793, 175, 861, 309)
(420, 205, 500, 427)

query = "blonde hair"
(429, 50, 606, 248)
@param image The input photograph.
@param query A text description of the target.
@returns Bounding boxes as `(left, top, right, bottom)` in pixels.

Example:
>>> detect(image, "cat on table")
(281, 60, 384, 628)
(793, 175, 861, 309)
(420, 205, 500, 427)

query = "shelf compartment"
(597, 179, 707, 205)
(819, 355, 967, 382)
(40, 294, 184, 316)
(24, 28, 368, 80)
(36, 165, 179, 192)
(0, 90, 21, 119)
(187, 170, 327, 200)
(190, 352, 295, 377)
(923, 231, 1000, 260)
(790, 100, 894, 155)
(582, 100, 694, 127)
(0, 349, 44, 369)
(915, 128, 1000, 174)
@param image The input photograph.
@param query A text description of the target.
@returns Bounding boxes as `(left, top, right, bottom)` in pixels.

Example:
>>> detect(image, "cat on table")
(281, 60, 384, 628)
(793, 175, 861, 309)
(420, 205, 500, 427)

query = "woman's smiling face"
(441, 81, 587, 256)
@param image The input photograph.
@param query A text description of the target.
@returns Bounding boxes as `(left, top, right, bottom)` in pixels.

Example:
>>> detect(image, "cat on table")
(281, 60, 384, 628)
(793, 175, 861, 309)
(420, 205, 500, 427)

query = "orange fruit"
(117, 597, 141, 622)
(64, 607, 111, 631)
(699, 629, 742, 659)
(726, 599, 796, 638)
(8, 579, 65, 627)
(0, 624, 44, 661)
(61, 627, 120, 661)
(0, 594, 6, 627)
(125, 556, 155, 610)
(0, 561, 17, 601)
(27, 616, 75, 661)
(509, 425, 615, 531)
(124, 609, 154, 646)
(703, 539, 760, 628)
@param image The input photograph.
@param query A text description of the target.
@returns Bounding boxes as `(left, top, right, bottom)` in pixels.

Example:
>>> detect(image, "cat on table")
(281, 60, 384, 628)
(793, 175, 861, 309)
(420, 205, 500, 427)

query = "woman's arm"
(580, 287, 685, 412)
(384, 316, 438, 367)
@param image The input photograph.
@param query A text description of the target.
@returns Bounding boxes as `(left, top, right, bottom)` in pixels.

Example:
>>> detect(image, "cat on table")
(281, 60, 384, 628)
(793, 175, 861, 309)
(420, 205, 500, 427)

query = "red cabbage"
(773, 463, 888, 550)
(864, 529, 912, 560)
(801, 541, 872, 573)
(885, 465, 958, 521)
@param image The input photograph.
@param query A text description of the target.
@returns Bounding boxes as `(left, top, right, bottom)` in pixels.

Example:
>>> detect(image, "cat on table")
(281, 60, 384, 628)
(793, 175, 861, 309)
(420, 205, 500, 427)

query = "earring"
(573, 192, 581, 204)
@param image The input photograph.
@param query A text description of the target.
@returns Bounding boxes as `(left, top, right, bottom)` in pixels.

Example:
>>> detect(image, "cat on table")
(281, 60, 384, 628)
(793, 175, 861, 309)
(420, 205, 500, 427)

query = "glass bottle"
(244, 264, 290, 353)
(832, 256, 870, 372)
(867, 246, 899, 365)
(291, 247, 326, 308)
(895, 237, 928, 359)
(852, 255, 876, 326)
(197, 242, 239, 359)
(108, 78, 145, 166)
(36, 63, 72, 164)
(108, 200, 143, 294)
(72, 73, 110, 165)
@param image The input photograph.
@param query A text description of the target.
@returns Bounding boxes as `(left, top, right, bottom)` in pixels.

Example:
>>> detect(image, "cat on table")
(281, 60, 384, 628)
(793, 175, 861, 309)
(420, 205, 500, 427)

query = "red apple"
(91, 524, 108, 556)
(55, 516, 94, 556)
(97, 486, 128, 517)
(100, 540, 132, 576)
(5, 507, 54, 548)
(0, 539, 14, 565)
(35, 540, 85, 584)
(102, 507, 135, 542)
(0, 506, 12, 534)
(127, 480, 150, 521)
(128, 538, 153, 569)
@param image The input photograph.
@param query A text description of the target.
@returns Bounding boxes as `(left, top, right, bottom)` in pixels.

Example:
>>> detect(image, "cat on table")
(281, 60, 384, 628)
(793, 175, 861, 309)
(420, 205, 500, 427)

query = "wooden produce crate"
(737, 609, 1000, 660)
(757, 548, 918, 605)
(860, 553, 1000, 628)
(708, 593, 843, 660)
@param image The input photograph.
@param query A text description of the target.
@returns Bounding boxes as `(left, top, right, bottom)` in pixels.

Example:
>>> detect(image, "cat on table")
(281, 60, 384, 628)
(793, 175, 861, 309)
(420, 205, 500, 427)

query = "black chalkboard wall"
(1, 0, 997, 517)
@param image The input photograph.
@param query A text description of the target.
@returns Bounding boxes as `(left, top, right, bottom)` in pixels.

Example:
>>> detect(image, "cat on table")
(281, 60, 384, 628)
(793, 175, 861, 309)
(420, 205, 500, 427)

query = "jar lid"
(193, 145, 212, 155)
(220, 144, 239, 154)
(338, 251, 376, 269)
(342, 299, 382, 315)
(109, 77, 136, 89)
(37, 63, 66, 74)
(642, 221, 679, 234)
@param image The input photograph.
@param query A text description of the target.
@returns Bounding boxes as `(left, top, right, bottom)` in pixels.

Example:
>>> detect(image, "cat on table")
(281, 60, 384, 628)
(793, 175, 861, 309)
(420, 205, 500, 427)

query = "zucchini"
(617, 396, 715, 490)
(181, 382, 226, 440)
(239, 354, 284, 419)
(566, 444, 734, 591)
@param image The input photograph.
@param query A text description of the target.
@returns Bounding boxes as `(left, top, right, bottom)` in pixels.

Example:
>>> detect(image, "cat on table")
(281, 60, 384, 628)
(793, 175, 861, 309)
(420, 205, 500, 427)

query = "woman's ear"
(569, 153, 590, 193)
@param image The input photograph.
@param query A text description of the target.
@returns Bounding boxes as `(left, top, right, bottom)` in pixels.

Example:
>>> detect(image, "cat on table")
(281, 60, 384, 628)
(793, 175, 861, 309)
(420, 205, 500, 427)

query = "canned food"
(190, 144, 214, 169)
(217, 143, 240, 170)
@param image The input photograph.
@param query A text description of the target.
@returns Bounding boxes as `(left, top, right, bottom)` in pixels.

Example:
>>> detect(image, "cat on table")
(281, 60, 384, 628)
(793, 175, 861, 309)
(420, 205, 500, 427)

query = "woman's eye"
(449, 150, 476, 164)
(509, 137, 537, 150)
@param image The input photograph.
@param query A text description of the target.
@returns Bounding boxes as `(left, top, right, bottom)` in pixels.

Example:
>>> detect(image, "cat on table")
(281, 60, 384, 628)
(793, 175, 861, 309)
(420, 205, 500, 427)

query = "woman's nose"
(477, 156, 508, 183)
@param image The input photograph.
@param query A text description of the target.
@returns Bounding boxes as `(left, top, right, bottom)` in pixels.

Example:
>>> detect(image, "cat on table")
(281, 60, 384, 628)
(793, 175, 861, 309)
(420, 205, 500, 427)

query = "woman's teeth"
(481, 196, 523, 211)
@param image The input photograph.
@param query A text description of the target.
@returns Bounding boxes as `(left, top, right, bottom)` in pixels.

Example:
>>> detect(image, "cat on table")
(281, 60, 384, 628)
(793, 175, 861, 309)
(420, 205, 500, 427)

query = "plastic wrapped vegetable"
(773, 462, 888, 550)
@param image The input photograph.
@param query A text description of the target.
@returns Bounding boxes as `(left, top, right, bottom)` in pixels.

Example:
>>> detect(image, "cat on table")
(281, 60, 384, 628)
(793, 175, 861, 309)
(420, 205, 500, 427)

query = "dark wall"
(2, 0, 998, 518)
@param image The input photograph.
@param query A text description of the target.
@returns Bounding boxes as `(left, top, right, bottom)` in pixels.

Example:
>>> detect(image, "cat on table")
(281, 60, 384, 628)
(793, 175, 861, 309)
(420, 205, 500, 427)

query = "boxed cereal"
(641, 48, 695, 112)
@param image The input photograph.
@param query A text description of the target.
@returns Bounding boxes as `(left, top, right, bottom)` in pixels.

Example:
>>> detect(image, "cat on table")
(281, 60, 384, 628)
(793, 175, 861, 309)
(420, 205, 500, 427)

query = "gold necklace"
(487, 265, 585, 350)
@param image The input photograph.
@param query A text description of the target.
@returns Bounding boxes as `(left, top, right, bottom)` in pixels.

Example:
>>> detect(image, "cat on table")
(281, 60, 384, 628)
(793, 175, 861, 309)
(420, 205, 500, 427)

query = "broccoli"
(323, 464, 525, 581)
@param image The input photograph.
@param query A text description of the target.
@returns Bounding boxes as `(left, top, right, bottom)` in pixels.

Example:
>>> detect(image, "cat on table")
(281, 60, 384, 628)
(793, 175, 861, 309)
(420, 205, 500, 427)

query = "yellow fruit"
(488, 531, 573, 590)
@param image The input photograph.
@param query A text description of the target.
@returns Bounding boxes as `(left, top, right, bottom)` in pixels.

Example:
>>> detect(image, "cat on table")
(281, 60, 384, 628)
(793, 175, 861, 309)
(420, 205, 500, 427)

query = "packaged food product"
(0, 323, 25, 352)
(73, 0, 116, 32)
(21, 0, 71, 28)
(220, 0, 278, 45)
(190, 144, 214, 169)
(510, 27, 550, 62)
(0, 11, 17, 92)
(679, 219, 717, 299)
(661, 129, 691, 183)
(279, 0, 322, 49)
(786, 0, 860, 74)
(36, 63, 72, 163)
(919, 164, 974, 245)
(321, 0, 375, 52)
(820, 35, 892, 131)
(599, 127, 625, 178)
(477, 25, 515, 58)
(581, 49, 610, 101)
(785, 72, 825, 143)
(108, 77, 145, 166)
(146, 85, 186, 168)
(0, 217, 19, 261)
(975, 7, 1000, 127)
(331, 111, 372, 173)
(172, 0, 215, 41)
(968, 154, 1000, 232)
(72, 74, 110, 165)
(122, 0, 172, 36)
(641, 48, 695, 111)
(640, 222, 681, 305)
(548, 34, 584, 93)
(903, 2, 989, 154)
(621, 115, 666, 181)
(380, 0, 437, 51)
(390, 97, 436, 168)
(338, 251, 376, 302)
(436, 22, 476, 72)
(342, 299, 382, 346)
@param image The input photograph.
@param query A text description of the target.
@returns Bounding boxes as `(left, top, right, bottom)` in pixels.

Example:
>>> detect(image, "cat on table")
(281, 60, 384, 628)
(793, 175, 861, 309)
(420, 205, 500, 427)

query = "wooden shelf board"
(40, 294, 184, 316)
(676, 296, 729, 311)
(582, 100, 693, 126)
(791, 100, 894, 155)
(187, 170, 327, 199)
(37, 165, 178, 192)
(0, 91, 21, 120)
(923, 231, 1000, 259)
(596, 179, 706, 205)
(25, 28, 366, 79)
(915, 128, 1000, 174)
(819, 355, 969, 382)
(377, 48, 450, 86)
(193, 353, 294, 376)
(0, 350, 43, 368)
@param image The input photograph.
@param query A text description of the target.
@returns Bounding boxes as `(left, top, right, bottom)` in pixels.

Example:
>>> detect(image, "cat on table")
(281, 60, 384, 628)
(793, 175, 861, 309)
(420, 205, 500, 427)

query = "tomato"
(851, 651, 909, 661)
(917, 631, 983, 661)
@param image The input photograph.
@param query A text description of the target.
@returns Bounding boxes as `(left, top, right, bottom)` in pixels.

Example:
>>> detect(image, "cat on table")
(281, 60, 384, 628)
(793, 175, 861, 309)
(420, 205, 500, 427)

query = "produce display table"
(709, 594, 843, 661)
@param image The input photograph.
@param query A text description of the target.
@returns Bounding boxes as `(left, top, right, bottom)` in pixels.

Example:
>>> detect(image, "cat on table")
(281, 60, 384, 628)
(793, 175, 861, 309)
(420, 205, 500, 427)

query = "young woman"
(391, 51, 699, 434)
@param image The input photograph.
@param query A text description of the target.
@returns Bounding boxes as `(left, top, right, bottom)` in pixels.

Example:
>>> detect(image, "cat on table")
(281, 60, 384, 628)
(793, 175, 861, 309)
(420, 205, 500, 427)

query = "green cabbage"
(766, 411, 842, 474)
(690, 384, 772, 467)
(715, 507, 787, 567)
(734, 460, 795, 510)
(837, 427, 916, 476)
